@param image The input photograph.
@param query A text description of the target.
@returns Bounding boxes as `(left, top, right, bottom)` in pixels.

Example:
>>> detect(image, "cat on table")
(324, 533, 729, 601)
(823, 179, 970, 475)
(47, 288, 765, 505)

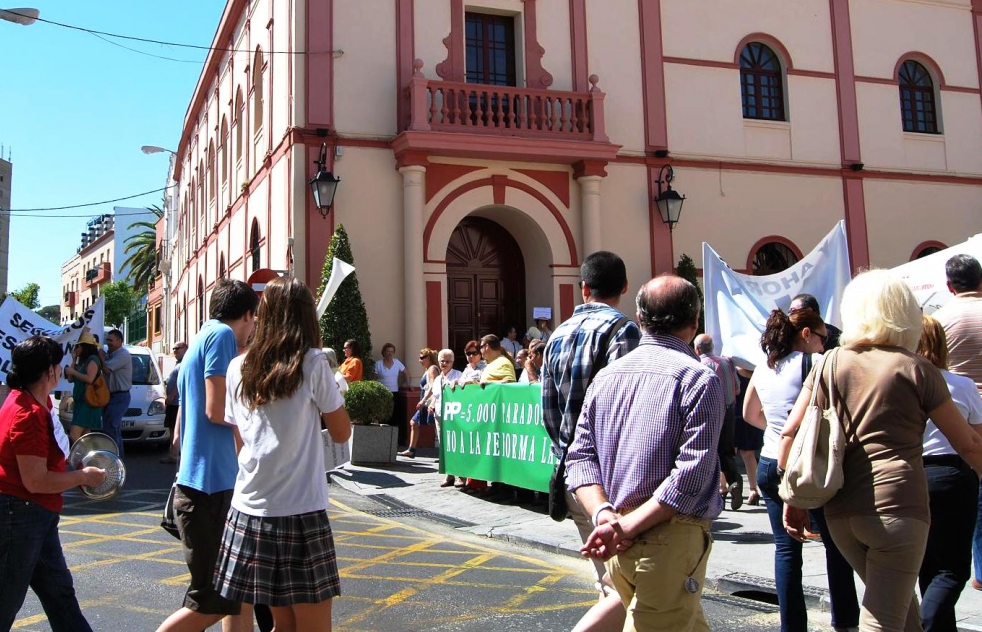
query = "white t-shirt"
(225, 349, 345, 517)
(752, 351, 821, 459)
(374, 358, 405, 392)
(923, 369, 982, 457)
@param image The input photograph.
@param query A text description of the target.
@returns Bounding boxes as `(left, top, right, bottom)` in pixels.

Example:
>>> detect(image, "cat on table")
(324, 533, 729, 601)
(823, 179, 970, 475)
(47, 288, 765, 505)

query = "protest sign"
(440, 383, 555, 492)
(0, 296, 105, 390)
(892, 234, 982, 314)
(702, 221, 851, 369)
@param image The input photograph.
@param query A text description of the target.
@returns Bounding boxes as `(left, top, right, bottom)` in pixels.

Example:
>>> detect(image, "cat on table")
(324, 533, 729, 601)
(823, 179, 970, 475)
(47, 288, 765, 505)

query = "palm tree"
(121, 205, 164, 294)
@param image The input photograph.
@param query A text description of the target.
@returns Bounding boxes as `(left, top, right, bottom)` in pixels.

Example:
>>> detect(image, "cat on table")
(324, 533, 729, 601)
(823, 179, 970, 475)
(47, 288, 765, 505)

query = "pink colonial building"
(167, 0, 982, 376)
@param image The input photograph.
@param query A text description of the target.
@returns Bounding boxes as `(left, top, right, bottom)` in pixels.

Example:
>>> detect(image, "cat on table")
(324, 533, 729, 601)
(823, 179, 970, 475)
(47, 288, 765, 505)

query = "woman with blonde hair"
(63, 332, 104, 443)
(398, 348, 439, 459)
(779, 270, 982, 632)
(216, 277, 352, 632)
(915, 315, 982, 631)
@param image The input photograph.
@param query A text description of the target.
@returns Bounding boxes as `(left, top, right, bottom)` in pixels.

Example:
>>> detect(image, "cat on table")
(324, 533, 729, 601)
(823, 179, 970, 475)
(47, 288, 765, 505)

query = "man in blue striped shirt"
(567, 276, 724, 632)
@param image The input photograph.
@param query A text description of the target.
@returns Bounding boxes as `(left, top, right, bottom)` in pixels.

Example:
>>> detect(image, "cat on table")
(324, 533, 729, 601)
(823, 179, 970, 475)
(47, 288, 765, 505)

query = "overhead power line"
(3, 186, 174, 212)
(4, 9, 324, 56)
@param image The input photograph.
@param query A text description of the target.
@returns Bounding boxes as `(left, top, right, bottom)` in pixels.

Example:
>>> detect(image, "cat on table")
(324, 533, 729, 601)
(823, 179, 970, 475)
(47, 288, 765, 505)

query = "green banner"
(439, 383, 557, 492)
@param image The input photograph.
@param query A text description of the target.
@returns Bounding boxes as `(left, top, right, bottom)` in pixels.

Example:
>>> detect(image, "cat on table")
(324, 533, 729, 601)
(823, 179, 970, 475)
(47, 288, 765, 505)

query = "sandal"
(440, 476, 455, 488)
(747, 490, 761, 506)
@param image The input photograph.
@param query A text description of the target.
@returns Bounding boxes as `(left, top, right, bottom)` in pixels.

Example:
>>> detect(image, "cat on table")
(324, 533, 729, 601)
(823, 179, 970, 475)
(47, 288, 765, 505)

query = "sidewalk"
(329, 450, 982, 631)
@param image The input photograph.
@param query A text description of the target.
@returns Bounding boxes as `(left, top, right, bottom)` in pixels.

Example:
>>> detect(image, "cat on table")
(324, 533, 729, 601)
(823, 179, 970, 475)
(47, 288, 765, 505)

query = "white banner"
(703, 222, 852, 369)
(0, 297, 105, 390)
(892, 234, 982, 314)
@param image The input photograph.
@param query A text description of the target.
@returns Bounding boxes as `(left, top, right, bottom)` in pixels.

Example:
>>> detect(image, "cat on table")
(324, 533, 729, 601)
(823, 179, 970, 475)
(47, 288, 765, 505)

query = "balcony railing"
(63, 291, 76, 307)
(85, 262, 111, 289)
(405, 60, 608, 143)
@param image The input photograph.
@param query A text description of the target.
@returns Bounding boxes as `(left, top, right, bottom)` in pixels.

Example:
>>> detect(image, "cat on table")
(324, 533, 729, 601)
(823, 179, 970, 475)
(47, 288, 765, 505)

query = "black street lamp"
(309, 143, 340, 219)
(654, 165, 686, 231)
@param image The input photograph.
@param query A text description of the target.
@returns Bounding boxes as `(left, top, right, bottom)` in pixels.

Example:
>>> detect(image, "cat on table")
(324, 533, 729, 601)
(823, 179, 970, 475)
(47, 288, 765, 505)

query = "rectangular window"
(465, 13, 517, 87)
(154, 306, 162, 334)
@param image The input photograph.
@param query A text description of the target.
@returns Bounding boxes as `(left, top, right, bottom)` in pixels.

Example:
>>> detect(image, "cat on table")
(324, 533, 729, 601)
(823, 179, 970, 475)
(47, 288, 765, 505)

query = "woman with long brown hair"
(214, 277, 352, 632)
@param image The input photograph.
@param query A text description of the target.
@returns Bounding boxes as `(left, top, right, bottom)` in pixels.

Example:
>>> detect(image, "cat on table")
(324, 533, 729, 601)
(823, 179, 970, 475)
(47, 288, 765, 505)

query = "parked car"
(58, 345, 169, 446)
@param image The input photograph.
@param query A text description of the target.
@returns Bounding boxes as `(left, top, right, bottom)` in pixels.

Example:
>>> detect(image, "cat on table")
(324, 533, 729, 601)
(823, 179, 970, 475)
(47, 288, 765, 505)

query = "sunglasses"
(419, 356, 428, 360)
(812, 330, 828, 345)
(465, 351, 480, 357)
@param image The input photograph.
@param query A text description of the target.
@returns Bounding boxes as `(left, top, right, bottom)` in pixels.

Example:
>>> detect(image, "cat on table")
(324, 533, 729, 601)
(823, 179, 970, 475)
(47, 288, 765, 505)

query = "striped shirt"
(565, 333, 725, 519)
(934, 292, 982, 395)
(541, 302, 641, 459)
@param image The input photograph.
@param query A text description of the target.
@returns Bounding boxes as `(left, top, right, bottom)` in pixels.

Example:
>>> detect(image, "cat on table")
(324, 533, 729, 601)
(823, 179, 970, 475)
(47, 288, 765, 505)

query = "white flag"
(316, 258, 356, 319)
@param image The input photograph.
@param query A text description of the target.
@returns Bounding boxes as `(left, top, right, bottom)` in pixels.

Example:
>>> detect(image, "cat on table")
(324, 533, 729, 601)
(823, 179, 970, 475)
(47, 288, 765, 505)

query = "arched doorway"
(446, 217, 526, 368)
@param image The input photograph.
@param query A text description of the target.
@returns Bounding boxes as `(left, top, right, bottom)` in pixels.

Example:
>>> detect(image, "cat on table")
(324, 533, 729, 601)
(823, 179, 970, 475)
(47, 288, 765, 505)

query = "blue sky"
(1, 2, 225, 307)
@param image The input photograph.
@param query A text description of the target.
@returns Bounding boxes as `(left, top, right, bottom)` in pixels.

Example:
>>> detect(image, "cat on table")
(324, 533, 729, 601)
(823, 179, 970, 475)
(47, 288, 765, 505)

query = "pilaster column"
(579, 176, 602, 257)
(574, 160, 608, 258)
(400, 164, 427, 378)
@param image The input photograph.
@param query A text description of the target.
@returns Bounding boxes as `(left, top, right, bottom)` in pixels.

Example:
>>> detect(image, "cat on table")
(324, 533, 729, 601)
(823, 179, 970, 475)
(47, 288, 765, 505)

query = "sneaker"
(729, 478, 744, 511)
(397, 449, 416, 458)
(972, 579, 982, 591)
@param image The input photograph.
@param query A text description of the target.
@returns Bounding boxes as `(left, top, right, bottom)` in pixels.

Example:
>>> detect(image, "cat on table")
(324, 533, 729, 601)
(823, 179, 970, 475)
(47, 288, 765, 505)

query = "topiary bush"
(317, 224, 375, 379)
(344, 380, 394, 426)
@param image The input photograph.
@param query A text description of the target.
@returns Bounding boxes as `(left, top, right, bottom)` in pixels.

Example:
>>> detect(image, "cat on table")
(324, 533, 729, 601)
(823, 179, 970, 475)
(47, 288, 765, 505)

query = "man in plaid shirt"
(541, 251, 640, 626)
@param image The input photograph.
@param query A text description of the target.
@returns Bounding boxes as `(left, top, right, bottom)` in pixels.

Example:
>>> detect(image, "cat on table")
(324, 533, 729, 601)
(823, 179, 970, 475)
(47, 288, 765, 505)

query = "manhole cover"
(363, 497, 476, 529)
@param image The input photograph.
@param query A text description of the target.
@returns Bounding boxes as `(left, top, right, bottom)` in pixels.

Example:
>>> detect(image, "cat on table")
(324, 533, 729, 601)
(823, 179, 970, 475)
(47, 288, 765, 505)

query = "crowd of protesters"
(9, 250, 982, 632)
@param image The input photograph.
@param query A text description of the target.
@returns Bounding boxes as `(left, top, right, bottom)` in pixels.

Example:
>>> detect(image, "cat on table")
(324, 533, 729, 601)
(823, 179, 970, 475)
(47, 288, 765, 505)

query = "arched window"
(197, 160, 205, 238)
(740, 42, 786, 121)
(250, 219, 261, 273)
(189, 178, 197, 246)
(751, 241, 799, 276)
(898, 60, 939, 134)
(219, 253, 227, 279)
(196, 276, 205, 326)
(253, 48, 264, 135)
(220, 117, 228, 191)
(911, 241, 946, 261)
(207, 140, 216, 223)
(182, 293, 188, 341)
(234, 88, 244, 163)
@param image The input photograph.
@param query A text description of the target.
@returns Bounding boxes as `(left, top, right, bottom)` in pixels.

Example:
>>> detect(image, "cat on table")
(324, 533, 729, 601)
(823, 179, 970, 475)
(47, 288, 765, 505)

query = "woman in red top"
(0, 336, 106, 632)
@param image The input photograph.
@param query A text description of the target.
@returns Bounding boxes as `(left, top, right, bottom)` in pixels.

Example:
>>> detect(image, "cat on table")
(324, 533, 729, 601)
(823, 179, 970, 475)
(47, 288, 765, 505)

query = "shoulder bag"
(84, 357, 111, 408)
(779, 348, 845, 509)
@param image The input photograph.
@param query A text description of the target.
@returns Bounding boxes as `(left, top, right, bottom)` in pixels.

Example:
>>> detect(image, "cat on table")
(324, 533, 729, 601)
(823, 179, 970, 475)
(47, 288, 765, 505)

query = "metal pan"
(78, 450, 126, 501)
(68, 432, 118, 469)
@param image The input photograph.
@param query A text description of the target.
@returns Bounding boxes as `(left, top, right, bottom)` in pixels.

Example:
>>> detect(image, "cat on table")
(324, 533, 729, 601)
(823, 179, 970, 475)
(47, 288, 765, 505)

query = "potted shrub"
(345, 380, 397, 464)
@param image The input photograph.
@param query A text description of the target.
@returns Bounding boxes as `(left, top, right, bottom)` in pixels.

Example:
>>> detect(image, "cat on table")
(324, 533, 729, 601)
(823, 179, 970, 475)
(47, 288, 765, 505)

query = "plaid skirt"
(214, 508, 341, 606)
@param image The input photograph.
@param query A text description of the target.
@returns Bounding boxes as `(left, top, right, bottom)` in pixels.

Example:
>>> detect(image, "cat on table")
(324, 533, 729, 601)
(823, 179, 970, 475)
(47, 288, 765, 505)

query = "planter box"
(350, 424, 398, 465)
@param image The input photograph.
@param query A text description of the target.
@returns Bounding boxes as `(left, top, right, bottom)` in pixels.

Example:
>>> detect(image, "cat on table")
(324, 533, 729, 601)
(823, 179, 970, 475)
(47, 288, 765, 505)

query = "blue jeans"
(920, 456, 979, 632)
(757, 457, 859, 632)
(102, 390, 130, 458)
(0, 494, 93, 632)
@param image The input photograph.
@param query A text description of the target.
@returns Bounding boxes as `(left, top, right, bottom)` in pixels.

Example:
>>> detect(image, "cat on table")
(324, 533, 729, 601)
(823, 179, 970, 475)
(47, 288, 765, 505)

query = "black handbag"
(160, 475, 181, 540)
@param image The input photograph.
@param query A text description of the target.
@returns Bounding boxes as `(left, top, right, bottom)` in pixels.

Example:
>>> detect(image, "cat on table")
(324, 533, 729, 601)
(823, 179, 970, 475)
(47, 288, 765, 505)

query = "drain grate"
(362, 496, 476, 529)
(716, 572, 829, 611)
(703, 591, 779, 614)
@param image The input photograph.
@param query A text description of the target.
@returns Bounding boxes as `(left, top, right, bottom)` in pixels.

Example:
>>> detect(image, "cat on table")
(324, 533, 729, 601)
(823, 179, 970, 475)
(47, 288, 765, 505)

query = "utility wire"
(1, 210, 165, 218)
(89, 31, 204, 64)
(4, 186, 174, 212)
(4, 9, 321, 56)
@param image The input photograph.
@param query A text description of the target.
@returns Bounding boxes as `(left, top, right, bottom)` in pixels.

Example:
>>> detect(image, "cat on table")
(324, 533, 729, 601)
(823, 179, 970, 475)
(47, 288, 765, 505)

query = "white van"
(58, 345, 169, 446)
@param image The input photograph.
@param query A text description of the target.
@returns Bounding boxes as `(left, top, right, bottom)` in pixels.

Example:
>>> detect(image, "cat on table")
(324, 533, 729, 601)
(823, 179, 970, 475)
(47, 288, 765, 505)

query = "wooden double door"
(446, 217, 526, 369)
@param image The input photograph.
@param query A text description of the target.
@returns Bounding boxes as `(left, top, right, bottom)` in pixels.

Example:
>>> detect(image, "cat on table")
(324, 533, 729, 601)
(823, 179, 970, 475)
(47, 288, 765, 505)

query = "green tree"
(37, 305, 60, 322)
(121, 205, 164, 294)
(676, 253, 705, 333)
(6, 283, 41, 309)
(102, 281, 138, 328)
(317, 224, 374, 378)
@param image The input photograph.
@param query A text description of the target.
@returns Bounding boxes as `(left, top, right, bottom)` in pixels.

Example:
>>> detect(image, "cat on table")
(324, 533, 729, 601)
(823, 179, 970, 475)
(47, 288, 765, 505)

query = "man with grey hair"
(693, 333, 742, 510)
(568, 275, 724, 631)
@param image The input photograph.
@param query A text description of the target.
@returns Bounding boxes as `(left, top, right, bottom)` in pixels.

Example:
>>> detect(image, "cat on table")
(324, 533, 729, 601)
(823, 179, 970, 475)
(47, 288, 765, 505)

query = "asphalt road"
(11, 445, 803, 631)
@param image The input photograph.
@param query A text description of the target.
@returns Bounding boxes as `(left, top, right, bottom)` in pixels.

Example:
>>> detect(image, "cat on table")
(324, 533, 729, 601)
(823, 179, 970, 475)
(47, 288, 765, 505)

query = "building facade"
(61, 215, 115, 325)
(167, 0, 982, 377)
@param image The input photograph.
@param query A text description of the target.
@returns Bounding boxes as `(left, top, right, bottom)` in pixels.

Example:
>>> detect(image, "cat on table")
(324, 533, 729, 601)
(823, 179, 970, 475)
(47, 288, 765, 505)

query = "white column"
(400, 165, 427, 379)
(579, 175, 603, 256)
